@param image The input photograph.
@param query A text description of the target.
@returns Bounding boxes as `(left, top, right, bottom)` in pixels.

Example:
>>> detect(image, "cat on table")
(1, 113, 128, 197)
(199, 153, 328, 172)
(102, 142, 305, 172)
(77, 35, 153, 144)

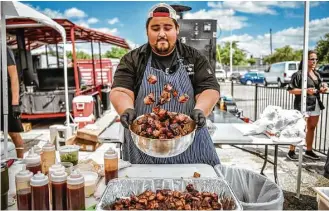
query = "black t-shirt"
(112, 41, 220, 97)
(151, 49, 178, 74)
(287, 70, 325, 111)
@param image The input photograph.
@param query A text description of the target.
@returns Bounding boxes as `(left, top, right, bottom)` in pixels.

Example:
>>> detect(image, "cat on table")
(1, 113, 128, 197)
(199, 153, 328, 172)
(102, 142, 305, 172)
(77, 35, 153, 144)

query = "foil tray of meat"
(96, 178, 242, 211)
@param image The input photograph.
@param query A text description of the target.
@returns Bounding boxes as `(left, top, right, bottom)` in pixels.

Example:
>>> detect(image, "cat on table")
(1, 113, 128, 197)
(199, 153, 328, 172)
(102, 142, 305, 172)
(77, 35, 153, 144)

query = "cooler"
(72, 95, 95, 128)
(73, 95, 94, 117)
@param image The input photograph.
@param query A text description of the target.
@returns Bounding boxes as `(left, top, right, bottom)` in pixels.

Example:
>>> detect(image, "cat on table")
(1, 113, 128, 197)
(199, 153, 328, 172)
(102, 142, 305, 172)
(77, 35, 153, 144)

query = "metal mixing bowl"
(129, 113, 196, 158)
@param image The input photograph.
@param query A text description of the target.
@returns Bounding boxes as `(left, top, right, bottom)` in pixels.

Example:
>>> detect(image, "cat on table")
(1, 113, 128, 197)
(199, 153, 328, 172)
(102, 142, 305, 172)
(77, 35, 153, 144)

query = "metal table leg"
(296, 144, 303, 198)
(274, 145, 279, 184)
(260, 145, 268, 175)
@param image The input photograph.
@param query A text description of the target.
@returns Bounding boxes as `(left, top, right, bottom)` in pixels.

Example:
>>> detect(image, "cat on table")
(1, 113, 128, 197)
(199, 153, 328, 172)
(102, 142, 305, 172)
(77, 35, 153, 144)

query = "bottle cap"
(49, 164, 65, 175)
(42, 142, 55, 152)
(30, 171, 48, 186)
(16, 166, 33, 182)
(24, 149, 41, 165)
(67, 170, 84, 185)
(50, 170, 67, 183)
(104, 148, 118, 159)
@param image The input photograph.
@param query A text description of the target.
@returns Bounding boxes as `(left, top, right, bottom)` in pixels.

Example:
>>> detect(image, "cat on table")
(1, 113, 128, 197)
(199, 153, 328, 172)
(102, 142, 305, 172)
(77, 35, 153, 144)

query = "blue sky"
(26, 1, 329, 57)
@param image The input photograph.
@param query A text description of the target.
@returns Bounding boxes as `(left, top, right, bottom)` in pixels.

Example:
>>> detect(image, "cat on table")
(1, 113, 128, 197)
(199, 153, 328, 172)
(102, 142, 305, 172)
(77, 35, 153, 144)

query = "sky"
(25, 1, 329, 58)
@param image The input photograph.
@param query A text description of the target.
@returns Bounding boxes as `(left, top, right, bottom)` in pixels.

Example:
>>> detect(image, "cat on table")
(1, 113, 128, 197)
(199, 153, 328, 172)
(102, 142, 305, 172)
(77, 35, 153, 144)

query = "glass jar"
(16, 168, 33, 210)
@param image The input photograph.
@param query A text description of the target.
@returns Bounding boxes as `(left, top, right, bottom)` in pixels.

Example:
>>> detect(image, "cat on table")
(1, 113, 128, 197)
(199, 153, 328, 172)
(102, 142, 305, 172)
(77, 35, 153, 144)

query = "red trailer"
(77, 58, 113, 87)
(6, 18, 130, 121)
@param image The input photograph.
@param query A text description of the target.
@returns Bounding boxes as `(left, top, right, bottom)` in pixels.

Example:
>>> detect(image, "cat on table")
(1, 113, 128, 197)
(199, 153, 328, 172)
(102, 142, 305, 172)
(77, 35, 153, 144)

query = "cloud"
(184, 9, 247, 31)
(42, 8, 65, 18)
(108, 17, 119, 25)
(64, 7, 87, 18)
(87, 17, 99, 24)
(207, 1, 303, 15)
(126, 40, 140, 50)
(76, 21, 89, 28)
(94, 27, 118, 35)
(218, 17, 329, 57)
(284, 11, 303, 19)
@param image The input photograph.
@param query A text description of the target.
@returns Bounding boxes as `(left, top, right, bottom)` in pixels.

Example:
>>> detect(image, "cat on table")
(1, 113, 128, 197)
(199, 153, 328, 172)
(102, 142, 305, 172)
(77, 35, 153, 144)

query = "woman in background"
(287, 50, 327, 161)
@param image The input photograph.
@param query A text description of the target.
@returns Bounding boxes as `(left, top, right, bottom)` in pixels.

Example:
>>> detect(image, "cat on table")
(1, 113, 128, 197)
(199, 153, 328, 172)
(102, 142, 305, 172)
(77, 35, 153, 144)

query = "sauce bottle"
(24, 149, 41, 175)
(30, 171, 49, 210)
(104, 148, 118, 185)
(51, 171, 68, 210)
(41, 142, 56, 175)
(15, 167, 33, 210)
(67, 171, 85, 210)
(48, 163, 65, 179)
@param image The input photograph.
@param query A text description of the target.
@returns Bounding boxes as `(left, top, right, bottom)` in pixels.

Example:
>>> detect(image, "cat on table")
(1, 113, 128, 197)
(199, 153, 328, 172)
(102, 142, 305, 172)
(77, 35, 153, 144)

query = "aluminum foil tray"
(96, 178, 243, 210)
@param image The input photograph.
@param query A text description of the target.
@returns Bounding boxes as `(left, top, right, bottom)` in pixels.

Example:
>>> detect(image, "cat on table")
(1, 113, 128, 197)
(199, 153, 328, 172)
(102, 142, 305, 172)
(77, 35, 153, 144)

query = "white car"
(263, 61, 299, 87)
(215, 69, 226, 82)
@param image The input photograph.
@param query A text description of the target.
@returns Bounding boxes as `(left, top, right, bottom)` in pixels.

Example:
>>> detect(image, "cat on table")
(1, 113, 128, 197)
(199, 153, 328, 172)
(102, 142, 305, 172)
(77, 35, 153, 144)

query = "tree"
(264, 46, 302, 64)
(66, 51, 91, 60)
(216, 42, 248, 66)
(248, 58, 256, 66)
(103, 47, 129, 59)
(315, 33, 329, 64)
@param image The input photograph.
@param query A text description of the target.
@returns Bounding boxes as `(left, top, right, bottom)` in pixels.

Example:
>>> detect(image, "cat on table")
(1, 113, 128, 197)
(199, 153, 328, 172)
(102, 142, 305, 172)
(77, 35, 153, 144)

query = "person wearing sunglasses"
(287, 50, 327, 160)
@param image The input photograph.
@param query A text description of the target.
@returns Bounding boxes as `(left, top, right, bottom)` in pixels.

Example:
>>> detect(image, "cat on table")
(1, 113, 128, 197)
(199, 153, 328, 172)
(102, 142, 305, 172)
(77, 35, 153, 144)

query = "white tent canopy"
(1, 1, 69, 159)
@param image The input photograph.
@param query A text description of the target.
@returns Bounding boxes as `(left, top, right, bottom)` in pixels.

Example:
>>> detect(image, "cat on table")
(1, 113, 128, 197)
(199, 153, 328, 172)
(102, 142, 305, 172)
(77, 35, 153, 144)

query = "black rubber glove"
(190, 109, 206, 128)
(120, 108, 137, 129)
(12, 105, 21, 120)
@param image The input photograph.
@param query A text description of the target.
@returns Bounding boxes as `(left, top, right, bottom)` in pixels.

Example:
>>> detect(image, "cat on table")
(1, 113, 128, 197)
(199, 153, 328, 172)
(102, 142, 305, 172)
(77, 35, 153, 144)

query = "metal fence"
(219, 82, 329, 155)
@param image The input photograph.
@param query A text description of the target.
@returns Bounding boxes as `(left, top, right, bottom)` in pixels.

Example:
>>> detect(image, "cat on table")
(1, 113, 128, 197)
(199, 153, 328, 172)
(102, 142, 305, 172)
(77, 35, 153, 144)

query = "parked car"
(228, 72, 241, 81)
(263, 61, 299, 87)
(318, 64, 329, 83)
(215, 69, 226, 82)
(240, 72, 264, 85)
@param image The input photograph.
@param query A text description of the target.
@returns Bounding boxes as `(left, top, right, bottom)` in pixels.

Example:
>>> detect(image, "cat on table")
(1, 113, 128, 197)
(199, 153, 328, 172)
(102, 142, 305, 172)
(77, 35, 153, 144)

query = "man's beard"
(154, 39, 171, 55)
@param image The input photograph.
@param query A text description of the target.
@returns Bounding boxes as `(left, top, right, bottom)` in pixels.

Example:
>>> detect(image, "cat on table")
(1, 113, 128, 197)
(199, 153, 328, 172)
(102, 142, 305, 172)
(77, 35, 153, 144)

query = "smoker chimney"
(170, 4, 192, 20)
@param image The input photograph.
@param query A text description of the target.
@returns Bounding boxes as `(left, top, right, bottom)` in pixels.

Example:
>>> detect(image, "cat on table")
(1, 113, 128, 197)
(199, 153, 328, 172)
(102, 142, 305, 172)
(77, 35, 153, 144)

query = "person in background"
(110, 3, 220, 166)
(1, 47, 24, 158)
(287, 50, 327, 161)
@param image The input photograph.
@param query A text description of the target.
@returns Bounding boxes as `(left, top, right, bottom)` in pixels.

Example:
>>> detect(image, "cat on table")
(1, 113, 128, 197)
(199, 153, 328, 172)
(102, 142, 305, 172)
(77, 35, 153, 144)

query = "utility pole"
(230, 16, 233, 74)
(270, 28, 273, 55)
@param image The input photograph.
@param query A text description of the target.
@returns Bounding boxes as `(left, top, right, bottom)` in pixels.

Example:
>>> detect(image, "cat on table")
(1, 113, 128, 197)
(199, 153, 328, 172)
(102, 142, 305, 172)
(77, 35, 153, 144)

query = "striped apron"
(122, 51, 220, 166)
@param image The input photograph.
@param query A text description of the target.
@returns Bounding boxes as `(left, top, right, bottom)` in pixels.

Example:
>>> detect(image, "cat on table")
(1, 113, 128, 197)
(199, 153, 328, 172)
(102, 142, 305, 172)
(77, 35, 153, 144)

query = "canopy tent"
(0, 1, 69, 159)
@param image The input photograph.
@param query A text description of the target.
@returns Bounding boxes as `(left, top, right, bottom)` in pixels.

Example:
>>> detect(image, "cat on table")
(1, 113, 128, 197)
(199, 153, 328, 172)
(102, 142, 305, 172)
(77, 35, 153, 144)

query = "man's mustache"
(157, 38, 168, 42)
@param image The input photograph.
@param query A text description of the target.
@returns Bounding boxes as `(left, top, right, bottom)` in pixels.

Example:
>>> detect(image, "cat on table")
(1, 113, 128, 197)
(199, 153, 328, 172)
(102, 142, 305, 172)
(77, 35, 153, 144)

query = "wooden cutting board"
(76, 112, 118, 142)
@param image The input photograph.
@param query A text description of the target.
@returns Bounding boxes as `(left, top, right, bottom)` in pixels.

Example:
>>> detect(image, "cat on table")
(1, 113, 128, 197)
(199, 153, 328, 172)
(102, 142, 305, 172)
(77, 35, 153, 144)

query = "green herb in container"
(59, 145, 79, 166)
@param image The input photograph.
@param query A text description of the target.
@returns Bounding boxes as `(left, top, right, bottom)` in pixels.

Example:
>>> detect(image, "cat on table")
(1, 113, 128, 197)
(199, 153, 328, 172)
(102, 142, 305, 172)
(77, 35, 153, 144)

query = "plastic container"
(24, 149, 41, 175)
(30, 171, 50, 210)
(1, 161, 9, 210)
(104, 148, 118, 185)
(67, 170, 85, 210)
(214, 165, 284, 210)
(59, 145, 79, 166)
(41, 142, 56, 174)
(15, 168, 33, 210)
(60, 162, 74, 175)
(51, 171, 68, 210)
(81, 171, 98, 197)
